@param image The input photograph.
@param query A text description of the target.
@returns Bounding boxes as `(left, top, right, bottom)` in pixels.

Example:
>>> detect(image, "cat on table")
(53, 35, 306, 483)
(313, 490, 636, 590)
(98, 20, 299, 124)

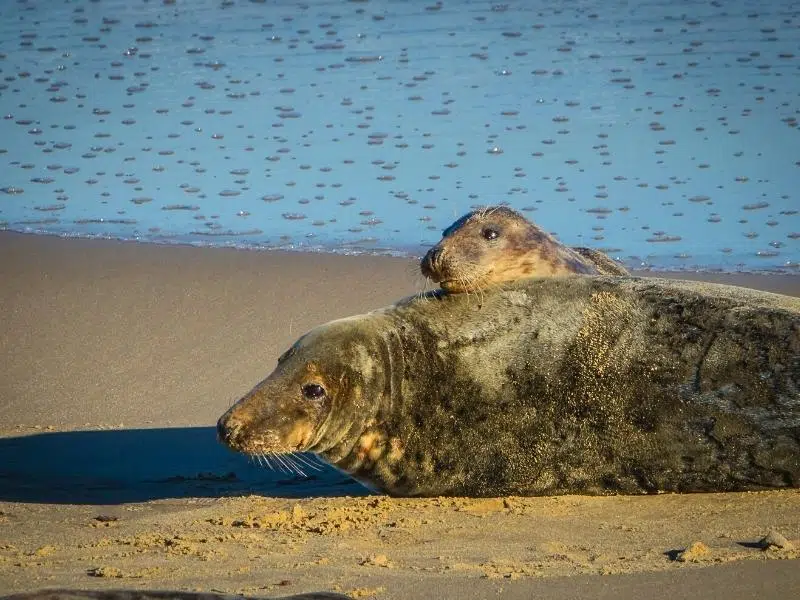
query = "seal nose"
(216, 414, 230, 443)
(217, 410, 241, 447)
(420, 246, 443, 279)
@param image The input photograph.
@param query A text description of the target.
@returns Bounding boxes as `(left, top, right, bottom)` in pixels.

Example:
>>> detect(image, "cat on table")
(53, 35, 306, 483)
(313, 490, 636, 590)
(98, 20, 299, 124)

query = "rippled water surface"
(0, 0, 798, 271)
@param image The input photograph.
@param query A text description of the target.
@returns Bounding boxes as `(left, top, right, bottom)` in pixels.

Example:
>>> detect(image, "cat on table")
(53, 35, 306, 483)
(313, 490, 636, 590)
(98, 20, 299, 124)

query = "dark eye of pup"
(481, 227, 500, 241)
(302, 383, 326, 400)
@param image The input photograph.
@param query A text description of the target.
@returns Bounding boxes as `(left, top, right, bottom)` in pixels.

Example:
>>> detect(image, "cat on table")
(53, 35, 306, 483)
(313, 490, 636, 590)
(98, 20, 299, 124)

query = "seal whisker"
(273, 452, 295, 475)
(406, 259, 425, 281)
(292, 452, 323, 472)
(306, 452, 328, 467)
(410, 255, 435, 300)
(271, 451, 289, 473)
(267, 451, 286, 473)
(261, 452, 277, 472)
(460, 273, 481, 305)
(482, 205, 501, 220)
(281, 452, 300, 474)
(284, 454, 308, 478)
(254, 452, 271, 472)
(418, 277, 437, 304)
(466, 272, 483, 301)
(280, 453, 306, 477)
(411, 280, 428, 302)
(419, 274, 431, 296)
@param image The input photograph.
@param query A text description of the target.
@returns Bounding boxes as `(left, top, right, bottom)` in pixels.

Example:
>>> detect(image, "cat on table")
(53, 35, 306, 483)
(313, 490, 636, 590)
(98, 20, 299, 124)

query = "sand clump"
(87, 566, 162, 579)
(30, 546, 57, 558)
(359, 554, 392, 568)
(208, 497, 398, 536)
(675, 541, 711, 563)
(347, 588, 385, 599)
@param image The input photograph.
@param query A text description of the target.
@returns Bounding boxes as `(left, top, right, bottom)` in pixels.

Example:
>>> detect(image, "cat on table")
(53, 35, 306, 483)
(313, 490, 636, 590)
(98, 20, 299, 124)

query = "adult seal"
(218, 276, 800, 497)
(420, 206, 628, 293)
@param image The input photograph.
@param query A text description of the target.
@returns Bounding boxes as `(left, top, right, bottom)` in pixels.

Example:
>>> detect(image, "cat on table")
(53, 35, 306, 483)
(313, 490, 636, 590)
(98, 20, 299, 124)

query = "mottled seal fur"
(219, 276, 799, 497)
(420, 206, 628, 292)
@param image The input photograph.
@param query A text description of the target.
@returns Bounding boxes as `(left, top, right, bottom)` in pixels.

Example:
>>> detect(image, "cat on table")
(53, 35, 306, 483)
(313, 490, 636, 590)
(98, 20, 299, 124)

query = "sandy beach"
(1, 231, 798, 599)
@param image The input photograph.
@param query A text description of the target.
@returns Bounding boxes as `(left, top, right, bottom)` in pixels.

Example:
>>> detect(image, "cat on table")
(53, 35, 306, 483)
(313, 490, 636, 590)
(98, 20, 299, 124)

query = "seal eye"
(481, 227, 500, 241)
(301, 383, 326, 400)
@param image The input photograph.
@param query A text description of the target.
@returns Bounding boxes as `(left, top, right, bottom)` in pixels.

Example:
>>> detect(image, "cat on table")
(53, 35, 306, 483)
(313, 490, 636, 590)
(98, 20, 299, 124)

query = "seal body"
(420, 206, 628, 293)
(572, 247, 630, 277)
(218, 277, 800, 497)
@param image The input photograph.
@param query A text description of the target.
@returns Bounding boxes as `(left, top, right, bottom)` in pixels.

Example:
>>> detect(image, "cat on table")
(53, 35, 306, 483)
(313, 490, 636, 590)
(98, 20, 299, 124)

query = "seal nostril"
(217, 415, 234, 443)
(421, 247, 444, 278)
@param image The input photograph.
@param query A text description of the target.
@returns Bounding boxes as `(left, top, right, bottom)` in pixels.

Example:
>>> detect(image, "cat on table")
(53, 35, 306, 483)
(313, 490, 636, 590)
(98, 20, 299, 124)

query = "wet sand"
(0, 231, 798, 598)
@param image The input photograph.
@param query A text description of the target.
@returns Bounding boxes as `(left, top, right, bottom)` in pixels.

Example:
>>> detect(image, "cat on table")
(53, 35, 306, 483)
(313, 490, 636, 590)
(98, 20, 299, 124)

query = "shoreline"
(3, 228, 800, 276)
(1, 231, 798, 598)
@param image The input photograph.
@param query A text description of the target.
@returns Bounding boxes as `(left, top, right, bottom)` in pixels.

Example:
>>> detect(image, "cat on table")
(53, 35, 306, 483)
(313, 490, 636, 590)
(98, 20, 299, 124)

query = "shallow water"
(0, 0, 797, 271)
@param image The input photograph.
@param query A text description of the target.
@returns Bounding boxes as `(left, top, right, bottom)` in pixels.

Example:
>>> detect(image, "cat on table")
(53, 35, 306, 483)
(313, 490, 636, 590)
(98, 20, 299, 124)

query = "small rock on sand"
(759, 530, 795, 551)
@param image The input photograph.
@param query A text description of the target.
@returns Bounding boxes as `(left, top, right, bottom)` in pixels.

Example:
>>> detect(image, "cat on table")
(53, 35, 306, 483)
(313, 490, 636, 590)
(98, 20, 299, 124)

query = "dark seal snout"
(420, 245, 444, 280)
(217, 408, 245, 450)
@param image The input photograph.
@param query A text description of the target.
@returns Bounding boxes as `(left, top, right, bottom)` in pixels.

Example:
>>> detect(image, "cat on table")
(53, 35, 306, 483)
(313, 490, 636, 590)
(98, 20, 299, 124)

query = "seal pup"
(218, 276, 799, 497)
(420, 206, 628, 293)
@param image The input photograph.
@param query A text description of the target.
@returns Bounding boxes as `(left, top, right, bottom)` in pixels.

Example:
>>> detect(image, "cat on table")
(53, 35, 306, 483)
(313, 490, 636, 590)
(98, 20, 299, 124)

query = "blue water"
(0, 0, 797, 272)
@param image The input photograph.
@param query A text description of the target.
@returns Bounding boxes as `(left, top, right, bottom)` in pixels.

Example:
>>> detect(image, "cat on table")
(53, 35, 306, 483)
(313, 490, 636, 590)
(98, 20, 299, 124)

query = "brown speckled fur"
(219, 276, 800, 497)
(420, 206, 628, 292)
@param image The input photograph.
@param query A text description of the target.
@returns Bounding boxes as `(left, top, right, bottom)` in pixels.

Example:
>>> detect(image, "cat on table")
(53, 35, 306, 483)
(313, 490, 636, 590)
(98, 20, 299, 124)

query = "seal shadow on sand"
(0, 427, 370, 505)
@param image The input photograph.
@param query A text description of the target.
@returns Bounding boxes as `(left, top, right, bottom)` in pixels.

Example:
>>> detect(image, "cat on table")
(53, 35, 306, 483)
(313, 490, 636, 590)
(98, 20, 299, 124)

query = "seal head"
(218, 315, 393, 464)
(420, 206, 627, 292)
